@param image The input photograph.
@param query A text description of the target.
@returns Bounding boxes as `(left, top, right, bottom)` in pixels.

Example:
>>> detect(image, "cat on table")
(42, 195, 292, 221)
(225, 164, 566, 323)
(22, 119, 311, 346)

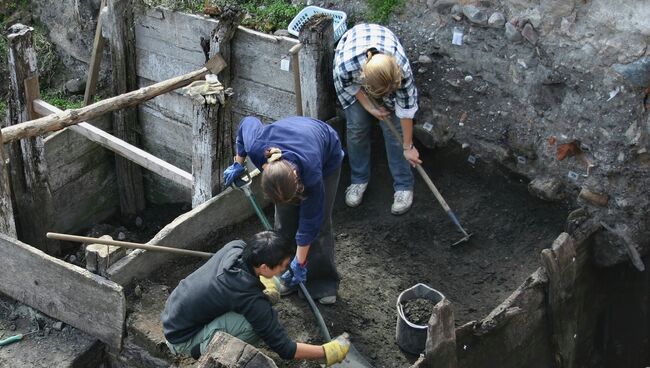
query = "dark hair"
(262, 148, 304, 205)
(242, 231, 294, 268)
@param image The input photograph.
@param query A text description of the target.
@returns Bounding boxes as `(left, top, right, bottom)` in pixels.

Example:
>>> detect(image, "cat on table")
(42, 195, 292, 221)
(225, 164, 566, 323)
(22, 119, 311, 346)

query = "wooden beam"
(34, 99, 193, 188)
(83, 0, 107, 106)
(298, 15, 336, 120)
(0, 233, 125, 350)
(106, 0, 146, 216)
(6, 23, 60, 254)
(424, 298, 458, 368)
(1, 53, 226, 144)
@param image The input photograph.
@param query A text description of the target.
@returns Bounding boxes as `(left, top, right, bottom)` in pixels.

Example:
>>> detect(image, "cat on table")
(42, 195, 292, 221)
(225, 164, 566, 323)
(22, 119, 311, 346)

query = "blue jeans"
(344, 100, 414, 191)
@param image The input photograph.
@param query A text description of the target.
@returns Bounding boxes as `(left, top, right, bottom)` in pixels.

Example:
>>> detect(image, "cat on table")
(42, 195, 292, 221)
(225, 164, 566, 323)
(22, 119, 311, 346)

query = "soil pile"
(402, 298, 437, 326)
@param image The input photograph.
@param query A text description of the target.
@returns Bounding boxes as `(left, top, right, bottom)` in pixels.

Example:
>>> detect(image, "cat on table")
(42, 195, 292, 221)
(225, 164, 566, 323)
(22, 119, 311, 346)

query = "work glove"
(223, 162, 245, 187)
(260, 276, 280, 305)
(322, 333, 350, 366)
(280, 256, 307, 286)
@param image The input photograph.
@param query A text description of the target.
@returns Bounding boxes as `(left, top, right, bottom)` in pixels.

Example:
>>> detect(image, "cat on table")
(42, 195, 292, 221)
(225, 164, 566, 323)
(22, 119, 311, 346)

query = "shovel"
(371, 102, 472, 246)
(234, 172, 373, 367)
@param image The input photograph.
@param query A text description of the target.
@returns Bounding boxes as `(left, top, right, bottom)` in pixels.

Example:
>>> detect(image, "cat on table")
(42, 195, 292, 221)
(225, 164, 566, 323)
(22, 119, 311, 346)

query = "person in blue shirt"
(224, 116, 344, 305)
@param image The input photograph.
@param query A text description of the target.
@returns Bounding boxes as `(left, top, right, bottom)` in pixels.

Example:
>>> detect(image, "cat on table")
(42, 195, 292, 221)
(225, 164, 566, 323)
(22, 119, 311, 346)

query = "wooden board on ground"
(0, 233, 126, 350)
(198, 332, 278, 368)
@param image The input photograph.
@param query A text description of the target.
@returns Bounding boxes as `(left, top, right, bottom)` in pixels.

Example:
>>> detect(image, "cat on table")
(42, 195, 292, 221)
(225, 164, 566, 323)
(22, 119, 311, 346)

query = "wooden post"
(105, 0, 146, 216)
(541, 233, 578, 368)
(0, 129, 16, 237)
(83, 0, 107, 106)
(191, 14, 239, 208)
(298, 15, 336, 120)
(6, 24, 60, 254)
(424, 298, 458, 368)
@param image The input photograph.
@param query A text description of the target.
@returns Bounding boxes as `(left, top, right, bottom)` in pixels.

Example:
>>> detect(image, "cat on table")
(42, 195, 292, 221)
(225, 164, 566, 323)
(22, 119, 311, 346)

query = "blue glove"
(223, 162, 245, 187)
(280, 256, 307, 286)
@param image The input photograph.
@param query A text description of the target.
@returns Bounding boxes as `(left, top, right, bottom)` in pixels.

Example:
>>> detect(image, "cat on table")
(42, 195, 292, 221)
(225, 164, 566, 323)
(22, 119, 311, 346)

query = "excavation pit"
(126, 143, 570, 367)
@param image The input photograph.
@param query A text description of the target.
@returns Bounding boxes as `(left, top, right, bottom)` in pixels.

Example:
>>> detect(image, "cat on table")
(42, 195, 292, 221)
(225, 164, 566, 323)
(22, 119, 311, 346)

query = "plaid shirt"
(333, 24, 418, 119)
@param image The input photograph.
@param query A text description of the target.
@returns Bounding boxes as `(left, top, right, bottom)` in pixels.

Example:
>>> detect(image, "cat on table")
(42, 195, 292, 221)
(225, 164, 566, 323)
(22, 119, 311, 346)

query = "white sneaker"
(345, 183, 368, 207)
(391, 190, 413, 215)
(318, 295, 337, 305)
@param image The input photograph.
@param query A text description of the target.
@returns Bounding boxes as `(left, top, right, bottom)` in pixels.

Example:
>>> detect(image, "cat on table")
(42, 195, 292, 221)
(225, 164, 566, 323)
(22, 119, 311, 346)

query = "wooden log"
(83, 0, 107, 106)
(424, 298, 458, 368)
(1, 54, 224, 144)
(191, 13, 239, 208)
(85, 234, 126, 277)
(289, 43, 303, 116)
(0, 128, 17, 237)
(0, 233, 126, 350)
(197, 332, 277, 368)
(540, 233, 578, 368)
(34, 99, 193, 188)
(298, 15, 336, 120)
(6, 24, 60, 254)
(106, 0, 145, 216)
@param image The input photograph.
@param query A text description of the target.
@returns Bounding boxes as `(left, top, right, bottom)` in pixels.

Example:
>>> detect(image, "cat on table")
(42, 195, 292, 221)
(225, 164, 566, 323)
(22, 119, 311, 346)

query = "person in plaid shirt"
(333, 23, 421, 215)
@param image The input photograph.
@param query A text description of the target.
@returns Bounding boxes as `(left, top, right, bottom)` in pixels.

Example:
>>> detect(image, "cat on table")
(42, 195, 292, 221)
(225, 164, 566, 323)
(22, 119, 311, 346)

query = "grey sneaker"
(391, 190, 413, 215)
(318, 295, 337, 305)
(345, 183, 368, 207)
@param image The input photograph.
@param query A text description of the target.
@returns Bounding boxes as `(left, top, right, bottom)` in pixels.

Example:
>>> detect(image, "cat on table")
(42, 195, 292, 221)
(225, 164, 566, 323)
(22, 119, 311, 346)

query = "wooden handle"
(46, 232, 214, 258)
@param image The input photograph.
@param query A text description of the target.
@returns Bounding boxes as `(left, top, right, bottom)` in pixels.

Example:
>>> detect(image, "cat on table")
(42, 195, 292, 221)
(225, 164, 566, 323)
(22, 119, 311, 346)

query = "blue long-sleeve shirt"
(236, 116, 344, 246)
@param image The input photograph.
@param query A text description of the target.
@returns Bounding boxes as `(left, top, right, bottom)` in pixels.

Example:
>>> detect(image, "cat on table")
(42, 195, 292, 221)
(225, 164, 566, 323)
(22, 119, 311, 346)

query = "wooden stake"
(83, 0, 107, 106)
(298, 15, 335, 120)
(0, 128, 17, 237)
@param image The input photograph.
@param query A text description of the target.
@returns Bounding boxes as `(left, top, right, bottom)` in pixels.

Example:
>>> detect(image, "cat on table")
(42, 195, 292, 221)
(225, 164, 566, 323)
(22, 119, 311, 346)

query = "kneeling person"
(161, 231, 349, 365)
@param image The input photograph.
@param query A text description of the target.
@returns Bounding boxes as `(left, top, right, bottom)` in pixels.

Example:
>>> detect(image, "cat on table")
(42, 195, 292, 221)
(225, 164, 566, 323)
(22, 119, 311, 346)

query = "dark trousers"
(274, 167, 341, 299)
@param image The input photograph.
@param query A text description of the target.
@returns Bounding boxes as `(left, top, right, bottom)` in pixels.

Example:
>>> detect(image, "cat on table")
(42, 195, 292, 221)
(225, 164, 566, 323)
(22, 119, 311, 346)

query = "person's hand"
(280, 256, 307, 286)
(322, 333, 350, 366)
(369, 105, 390, 120)
(403, 146, 422, 167)
(259, 276, 280, 305)
(223, 162, 245, 187)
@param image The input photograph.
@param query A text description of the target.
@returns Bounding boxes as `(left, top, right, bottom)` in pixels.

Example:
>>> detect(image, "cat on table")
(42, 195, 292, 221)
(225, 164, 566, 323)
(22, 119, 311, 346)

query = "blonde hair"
(262, 148, 304, 205)
(361, 52, 402, 99)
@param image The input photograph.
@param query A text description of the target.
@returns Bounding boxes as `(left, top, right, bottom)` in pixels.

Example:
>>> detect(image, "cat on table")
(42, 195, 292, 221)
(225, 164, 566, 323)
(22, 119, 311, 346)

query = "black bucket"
(395, 283, 445, 354)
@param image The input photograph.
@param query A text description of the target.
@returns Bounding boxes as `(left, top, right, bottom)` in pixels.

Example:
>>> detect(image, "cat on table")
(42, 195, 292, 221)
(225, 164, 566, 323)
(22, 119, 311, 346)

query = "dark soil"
(148, 130, 571, 367)
(401, 298, 437, 326)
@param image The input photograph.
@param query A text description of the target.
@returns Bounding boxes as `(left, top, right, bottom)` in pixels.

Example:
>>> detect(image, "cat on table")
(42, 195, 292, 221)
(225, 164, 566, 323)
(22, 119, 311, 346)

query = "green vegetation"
(367, 0, 404, 24)
(0, 100, 6, 120)
(41, 90, 85, 111)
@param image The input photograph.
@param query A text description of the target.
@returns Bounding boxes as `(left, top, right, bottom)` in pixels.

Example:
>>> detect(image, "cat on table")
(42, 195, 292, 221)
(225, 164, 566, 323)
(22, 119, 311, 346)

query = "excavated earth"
(143, 131, 571, 368)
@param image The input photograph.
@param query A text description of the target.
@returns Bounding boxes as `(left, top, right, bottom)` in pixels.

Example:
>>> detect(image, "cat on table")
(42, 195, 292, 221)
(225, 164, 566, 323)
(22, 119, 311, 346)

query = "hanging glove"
(322, 333, 350, 366)
(223, 162, 245, 187)
(260, 276, 280, 305)
(280, 256, 307, 286)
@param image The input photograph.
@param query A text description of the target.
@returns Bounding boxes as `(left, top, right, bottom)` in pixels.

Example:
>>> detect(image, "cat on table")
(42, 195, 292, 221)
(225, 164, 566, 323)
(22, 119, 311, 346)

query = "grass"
(367, 0, 405, 24)
(41, 90, 85, 111)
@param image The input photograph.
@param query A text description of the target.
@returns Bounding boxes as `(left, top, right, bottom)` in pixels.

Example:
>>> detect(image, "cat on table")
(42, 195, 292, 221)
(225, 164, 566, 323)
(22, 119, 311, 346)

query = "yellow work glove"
(260, 276, 280, 305)
(322, 333, 350, 366)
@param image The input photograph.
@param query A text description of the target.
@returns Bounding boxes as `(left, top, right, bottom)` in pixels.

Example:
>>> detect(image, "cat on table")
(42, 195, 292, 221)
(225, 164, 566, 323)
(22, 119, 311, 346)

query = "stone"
(505, 22, 522, 42)
(521, 23, 538, 45)
(85, 235, 126, 276)
(433, 0, 457, 12)
(613, 57, 650, 88)
(135, 216, 143, 227)
(578, 188, 609, 207)
(273, 29, 290, 37)
(418, 55, 433, 64)
(64, 78, 86, 95)
(451, 4, 462, 15)
(528, 177, 564, 201)
(488, 12, 505, 28)
(462, 5, 488, 26)
(117, 232, 126, 240)
(52, 321, 64, 331)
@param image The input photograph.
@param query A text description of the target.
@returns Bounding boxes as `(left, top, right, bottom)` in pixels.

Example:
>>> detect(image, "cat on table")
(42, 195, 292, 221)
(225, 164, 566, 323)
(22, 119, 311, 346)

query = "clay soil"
(147, 131, 570, 368)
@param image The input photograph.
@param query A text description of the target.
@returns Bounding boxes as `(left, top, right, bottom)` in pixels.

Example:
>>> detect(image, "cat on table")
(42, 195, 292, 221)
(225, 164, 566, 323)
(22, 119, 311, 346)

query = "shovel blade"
(332, 344, 374, 368)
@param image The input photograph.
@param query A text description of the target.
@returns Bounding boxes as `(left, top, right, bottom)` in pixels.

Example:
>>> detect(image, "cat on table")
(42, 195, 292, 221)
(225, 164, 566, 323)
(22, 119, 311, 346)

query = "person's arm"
(355, 90, 390, 120)
(294, 343, 325, 359)
(400, 117, 421, 166)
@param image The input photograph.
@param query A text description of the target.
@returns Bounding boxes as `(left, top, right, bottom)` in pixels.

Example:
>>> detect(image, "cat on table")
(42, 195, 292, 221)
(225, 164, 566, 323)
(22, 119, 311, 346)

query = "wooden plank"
(6, 24, 60, 254)
(143, 170, 190, 204)
(232, 28, 297, 92)
(0, 233, 126, 349)
(51, 160, 118, 233)
(135, 47, 204, 84)
(47, 144, 112, 193)
(138, 78, 195, 124)
(425, 298, 458, 368)
(0, 53, 226, 144)
(135, 8, 218, 52)
(84, 0, 107, 105)
(139, 105, 192, 167)
(192, 103, 220, 207)
(35, 99, 192, 188)
(230, 77, 296, 121)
